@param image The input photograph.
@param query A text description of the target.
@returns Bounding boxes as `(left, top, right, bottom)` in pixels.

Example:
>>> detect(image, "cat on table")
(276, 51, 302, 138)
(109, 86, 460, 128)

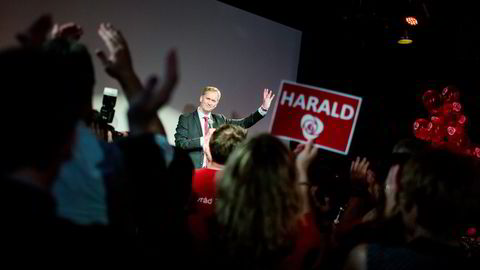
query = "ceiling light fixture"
(406, 16, 418, 26)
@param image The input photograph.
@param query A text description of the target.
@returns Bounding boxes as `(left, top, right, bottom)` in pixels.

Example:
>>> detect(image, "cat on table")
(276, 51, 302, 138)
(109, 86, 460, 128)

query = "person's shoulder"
(179, 111, 197, 119)
(212, 113, 226, 120)
(344, 243, 368, 270)
(184, 110, 197, 116)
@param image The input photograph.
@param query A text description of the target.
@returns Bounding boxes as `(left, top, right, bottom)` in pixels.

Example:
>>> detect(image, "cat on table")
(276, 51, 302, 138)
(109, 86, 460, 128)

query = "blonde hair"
(202, 86, 221, 100)
(216, 134, 301, 264)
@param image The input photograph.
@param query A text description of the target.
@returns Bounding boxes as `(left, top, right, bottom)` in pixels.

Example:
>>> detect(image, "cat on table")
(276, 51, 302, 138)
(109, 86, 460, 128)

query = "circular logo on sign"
(301, 114, 324, 140)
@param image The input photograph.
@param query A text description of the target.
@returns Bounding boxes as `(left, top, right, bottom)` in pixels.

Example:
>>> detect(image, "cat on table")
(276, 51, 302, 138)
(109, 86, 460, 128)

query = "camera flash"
(104, 87, 118, 97)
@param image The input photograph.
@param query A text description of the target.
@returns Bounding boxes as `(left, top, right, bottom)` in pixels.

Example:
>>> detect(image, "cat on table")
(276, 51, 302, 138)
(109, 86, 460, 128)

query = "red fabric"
(188, 168, 218, 242)
(188, 170, 327, 269)
(281, 212, 329, 270)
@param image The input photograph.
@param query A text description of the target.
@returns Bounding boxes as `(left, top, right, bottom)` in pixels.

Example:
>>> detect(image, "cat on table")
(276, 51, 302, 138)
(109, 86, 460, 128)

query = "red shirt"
(188, 168, 219, 241)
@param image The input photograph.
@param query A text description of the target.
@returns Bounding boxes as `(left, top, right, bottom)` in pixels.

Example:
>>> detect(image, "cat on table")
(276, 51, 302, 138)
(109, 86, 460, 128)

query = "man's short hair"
(209, 124, 247, 164)
(202, 86, 221, 100)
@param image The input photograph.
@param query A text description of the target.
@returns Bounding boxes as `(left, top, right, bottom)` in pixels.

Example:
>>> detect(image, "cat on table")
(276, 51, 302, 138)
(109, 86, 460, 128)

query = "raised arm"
(16, 14, 83, 47)
(127, 50, 178, 136)
(96, 23, 142, 100)
(261, 88, 275, 111)
(224, 88, 275, 127)
(96, 23, 170, 134)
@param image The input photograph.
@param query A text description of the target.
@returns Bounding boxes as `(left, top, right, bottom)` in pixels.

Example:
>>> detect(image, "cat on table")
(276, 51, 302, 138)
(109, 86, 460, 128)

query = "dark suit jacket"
(174, 109, 264, 168)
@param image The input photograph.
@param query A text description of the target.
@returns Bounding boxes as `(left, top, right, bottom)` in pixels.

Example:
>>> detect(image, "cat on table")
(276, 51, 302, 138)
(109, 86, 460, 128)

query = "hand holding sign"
(296, 140, 318, 183)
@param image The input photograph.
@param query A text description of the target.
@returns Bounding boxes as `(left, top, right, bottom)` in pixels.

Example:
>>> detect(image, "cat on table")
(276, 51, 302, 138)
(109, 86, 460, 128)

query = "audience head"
(209, 124, 247, 165)
(392, 137, 430, 155)
(0, 43, 84, 179)
(43, 38, 95, 119)
(397, 149, 480, 238)
(216, 134, 301, 263)
(383, 138, 430, 218)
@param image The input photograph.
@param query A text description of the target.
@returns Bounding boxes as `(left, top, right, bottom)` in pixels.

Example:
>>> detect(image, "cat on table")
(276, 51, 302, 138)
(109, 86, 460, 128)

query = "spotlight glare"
(406, 16, 418, 26)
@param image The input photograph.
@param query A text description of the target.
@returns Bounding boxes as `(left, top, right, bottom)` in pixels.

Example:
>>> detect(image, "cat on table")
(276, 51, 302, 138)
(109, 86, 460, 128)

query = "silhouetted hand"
(128, 50, 178, 135)
(350, 156, 376, 197)
(293, 143, 306, 156)
(96, 23, 134, 80)
(296, 140, 318, 183)
(51, 22, 83, 41)
(16, 14, 53, 47)
(17, 14, 84, 47)
(351, 157, 370, 181)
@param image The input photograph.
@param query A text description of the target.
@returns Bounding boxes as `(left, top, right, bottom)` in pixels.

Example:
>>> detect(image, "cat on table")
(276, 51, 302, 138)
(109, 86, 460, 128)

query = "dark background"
(221, 0, 480, 161)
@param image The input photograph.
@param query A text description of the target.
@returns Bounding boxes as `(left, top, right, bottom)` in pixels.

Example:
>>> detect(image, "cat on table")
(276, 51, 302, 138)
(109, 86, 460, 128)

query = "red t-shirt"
(188, 168, 219, 242)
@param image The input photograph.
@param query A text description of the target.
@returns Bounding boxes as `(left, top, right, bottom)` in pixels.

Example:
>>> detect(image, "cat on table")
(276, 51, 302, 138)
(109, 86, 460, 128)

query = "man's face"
(199, 91, 220, 113)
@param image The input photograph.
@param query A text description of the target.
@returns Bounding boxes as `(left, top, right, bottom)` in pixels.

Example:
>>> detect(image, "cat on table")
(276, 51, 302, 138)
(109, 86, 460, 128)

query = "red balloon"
(417, 88, 470, 151)
(431, 115, 445, 125)
(441, 86, 461, 103)
(453, 102, 462, 112)
(454, 136, 468, 149)
(422, 90, 442, 114)
(457, 114, 467, 126)
(413, 119, 433, 141)
(447, 126, 456, 136)
(446, 125, 464, 138)
(445, 126, 466, 152)
(430, 116, 446, 144)
(466, 145, 479, 157)
(444, 112, 464, 127)
(444, 102, 463, 115)
(413, 118, 425, 131)
(474, 147, 480, 159)
(431, 127, 445, 145)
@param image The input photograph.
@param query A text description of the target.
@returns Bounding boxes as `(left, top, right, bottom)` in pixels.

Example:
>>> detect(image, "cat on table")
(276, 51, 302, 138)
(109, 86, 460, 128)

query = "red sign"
(269, 81, 362, 155)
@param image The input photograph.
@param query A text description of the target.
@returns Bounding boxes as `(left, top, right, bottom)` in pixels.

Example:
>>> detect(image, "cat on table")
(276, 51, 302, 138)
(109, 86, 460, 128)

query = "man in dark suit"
(175, 86, 275, 168)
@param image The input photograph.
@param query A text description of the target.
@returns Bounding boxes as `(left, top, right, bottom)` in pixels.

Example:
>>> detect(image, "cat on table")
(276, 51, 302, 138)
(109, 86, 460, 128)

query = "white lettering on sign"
(340, 104, 354, 120)
(292, 94, 306, 110)
(331, 102, 340, 118)
(281, 90, 355, 120)
(280, 91, 295, 107)
(317, 100, 330, 116)
(306, 96, 319, 111)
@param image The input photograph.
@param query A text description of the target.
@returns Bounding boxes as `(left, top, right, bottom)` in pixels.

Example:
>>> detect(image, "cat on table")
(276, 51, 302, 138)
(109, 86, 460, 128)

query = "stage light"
(406, 16, 418, 26)
(398, 36, 413, 44)
(398, 29, 413, 45)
